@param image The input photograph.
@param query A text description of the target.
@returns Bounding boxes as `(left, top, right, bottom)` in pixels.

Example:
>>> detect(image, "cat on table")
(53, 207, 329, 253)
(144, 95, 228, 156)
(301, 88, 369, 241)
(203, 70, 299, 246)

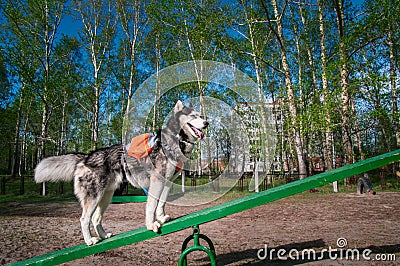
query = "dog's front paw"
(146, 221, 161, 233)
(102, 232, 112, 239)
(157, 214, 171, 224)
(86, 237, 100, 246)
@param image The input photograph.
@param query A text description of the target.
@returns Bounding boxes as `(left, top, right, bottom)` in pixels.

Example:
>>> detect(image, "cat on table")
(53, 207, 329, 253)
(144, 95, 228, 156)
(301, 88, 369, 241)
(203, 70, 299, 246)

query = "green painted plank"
(111, 195, 148, 203)
(10, 149, 400, 266)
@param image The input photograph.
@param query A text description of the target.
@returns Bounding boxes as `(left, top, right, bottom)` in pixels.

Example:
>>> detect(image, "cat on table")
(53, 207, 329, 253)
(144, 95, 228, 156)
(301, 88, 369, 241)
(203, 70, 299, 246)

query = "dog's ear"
(174, 100, 184, 113)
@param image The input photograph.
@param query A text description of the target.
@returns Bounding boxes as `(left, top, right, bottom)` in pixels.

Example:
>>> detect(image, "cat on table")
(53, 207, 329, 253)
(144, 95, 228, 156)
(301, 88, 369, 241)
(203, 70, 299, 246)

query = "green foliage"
(0, 0, 399, 178)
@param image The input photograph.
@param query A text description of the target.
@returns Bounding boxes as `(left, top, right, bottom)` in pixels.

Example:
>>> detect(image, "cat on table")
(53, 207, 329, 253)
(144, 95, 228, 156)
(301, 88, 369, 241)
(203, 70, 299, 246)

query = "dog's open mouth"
(189, 124, 205, 140)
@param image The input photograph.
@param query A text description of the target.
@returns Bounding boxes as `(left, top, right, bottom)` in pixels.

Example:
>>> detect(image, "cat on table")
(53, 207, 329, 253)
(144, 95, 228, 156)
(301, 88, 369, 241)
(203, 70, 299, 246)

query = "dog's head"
(174, 100, 209, 141)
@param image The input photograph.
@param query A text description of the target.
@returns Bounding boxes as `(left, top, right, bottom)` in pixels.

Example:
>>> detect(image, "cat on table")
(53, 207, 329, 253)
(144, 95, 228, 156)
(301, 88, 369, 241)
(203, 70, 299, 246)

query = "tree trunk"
(19, 116, 28, 195)
(39, 92, 48, 160)
(39, 90, 49, 196)
(93, 81, 100, 150)
(318, 0, 333, 172)
(388, 29, 399, 148)
(299, 2, 318, 94)
(270, 0, 307, 179)
(152, 34, 161, 132)
(76, 0, 117, 150)
(60, 96, 68, 155)
(334, 0, 353, 169)
(242, 0, 270, 182)
(118, 0, 144, 142)
(11, 93, 23, 178)
(183, 15, 205, 177)
(19, 97, 32, 195)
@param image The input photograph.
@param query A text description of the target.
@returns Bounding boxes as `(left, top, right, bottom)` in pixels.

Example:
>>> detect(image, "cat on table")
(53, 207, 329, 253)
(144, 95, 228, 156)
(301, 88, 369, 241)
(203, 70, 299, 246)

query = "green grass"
(0, 175, 76, 204)
(0, 192, 76, 204)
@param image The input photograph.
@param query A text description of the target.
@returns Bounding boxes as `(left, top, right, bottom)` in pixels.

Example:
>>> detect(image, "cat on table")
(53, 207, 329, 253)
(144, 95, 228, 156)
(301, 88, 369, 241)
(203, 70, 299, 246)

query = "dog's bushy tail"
(34, 154, 84, 183)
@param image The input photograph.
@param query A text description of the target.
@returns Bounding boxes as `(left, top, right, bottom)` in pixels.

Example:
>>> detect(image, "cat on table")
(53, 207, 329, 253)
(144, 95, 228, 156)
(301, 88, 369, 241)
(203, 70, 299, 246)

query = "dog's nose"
(204, 121, 209, 128)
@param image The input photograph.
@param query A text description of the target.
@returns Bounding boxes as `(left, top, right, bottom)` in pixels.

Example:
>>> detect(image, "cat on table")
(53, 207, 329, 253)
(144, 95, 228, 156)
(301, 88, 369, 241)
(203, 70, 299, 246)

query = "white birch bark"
(271, 0, 307, 179)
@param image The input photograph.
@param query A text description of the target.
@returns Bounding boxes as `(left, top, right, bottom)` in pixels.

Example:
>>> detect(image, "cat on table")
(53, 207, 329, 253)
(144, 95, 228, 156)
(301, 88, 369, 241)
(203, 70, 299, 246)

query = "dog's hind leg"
(146, 177, 164, 232)
(92, 189, 114, 240)
(79, 196, 101, 245)
(75, 167, 102, 245)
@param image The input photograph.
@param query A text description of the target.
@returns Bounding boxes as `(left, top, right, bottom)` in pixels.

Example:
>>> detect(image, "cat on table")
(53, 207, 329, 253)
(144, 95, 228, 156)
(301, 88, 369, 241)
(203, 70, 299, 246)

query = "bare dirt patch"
(1, 192, 399, 265)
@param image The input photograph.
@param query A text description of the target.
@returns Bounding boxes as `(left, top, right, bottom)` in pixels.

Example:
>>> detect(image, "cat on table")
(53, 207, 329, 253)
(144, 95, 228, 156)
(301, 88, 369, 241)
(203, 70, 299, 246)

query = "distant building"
(233, 101, 280, 174)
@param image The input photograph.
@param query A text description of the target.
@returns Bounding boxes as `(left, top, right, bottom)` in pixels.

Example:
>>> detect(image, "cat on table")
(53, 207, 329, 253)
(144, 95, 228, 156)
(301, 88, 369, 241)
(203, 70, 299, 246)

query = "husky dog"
(34, 100, 208, 245)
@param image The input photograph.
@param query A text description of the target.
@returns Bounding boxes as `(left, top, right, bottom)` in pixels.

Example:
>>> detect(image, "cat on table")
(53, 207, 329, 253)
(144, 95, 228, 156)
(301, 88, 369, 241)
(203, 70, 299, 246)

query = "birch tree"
(333, 0, 354, 168)
(235, 0, 274, 188)
(115, 0, 147, 142)
(318, 0, 334, 171)
(2, 0, 67, 194)
(388, 29, 399, 148)
(366, 0, 400, 148)
(4, 0, 65, 161)
(261, 0, 307, 179)
(74, 0, 117, 149)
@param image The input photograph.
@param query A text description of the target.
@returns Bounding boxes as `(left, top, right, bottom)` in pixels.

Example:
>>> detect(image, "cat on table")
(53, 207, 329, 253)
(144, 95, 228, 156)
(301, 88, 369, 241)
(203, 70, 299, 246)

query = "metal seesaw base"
(178, 225, 217, 266)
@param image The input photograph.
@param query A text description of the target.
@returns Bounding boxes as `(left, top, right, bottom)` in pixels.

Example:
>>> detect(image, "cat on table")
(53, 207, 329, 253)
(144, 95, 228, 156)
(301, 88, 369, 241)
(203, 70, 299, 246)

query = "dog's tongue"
(191, 126, 205, 140)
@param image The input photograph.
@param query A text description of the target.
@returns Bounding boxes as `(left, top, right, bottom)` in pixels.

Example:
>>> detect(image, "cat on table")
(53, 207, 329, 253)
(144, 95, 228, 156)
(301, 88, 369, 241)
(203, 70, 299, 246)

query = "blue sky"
(58, 14, 81, 38)
(351, 0, 365, 6)
(57, 0, 366, 38)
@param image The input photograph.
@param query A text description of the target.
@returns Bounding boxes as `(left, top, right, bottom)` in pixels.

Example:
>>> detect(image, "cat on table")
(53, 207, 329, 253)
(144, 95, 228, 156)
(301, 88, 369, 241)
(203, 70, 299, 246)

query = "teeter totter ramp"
(10, 149, 400, 266)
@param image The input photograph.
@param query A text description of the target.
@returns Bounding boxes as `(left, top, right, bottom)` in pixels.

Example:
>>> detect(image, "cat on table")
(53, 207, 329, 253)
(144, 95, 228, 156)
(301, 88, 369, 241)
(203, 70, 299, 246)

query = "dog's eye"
(190, 114, 207, 120)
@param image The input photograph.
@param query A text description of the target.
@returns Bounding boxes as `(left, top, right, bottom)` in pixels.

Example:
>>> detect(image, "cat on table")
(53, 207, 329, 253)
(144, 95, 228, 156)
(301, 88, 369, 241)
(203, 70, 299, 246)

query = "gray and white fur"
(34, 100, 208, 245)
